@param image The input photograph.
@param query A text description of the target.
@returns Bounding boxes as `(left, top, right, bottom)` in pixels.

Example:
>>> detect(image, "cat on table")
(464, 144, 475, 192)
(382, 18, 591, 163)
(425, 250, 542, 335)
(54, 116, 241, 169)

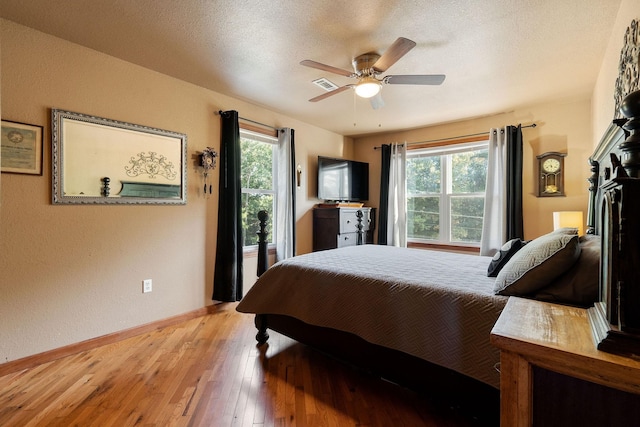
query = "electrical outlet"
(142, 279, 152, 293)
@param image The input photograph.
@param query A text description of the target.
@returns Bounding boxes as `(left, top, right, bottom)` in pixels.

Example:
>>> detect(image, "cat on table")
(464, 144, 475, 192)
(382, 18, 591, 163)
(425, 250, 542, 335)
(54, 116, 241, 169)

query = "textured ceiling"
(0, 0, 622, 136)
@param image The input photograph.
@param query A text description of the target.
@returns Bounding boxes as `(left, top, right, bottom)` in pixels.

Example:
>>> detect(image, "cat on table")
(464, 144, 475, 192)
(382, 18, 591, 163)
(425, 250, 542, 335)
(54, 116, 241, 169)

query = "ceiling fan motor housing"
(352, 53, 381, 76)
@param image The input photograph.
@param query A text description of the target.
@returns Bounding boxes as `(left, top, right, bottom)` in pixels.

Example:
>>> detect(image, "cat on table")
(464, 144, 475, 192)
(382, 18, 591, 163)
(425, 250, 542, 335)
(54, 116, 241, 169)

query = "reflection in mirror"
(52, 109, 187, 204)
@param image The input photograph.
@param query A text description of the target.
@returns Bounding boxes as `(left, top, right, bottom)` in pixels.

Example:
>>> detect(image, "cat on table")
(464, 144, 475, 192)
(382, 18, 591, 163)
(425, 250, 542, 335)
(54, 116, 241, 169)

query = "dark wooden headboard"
(586, 121, 627, 235)
(587, 90, 640, 357)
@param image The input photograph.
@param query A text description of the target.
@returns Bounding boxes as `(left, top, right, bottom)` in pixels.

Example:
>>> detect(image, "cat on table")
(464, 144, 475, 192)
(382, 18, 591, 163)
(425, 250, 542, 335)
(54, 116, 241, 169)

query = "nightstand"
(490, 297, 640, 427)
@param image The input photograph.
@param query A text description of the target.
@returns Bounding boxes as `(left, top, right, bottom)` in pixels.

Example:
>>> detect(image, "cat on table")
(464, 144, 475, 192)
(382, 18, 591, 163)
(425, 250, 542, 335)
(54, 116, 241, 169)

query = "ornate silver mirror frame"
(52, 109, 187, 205)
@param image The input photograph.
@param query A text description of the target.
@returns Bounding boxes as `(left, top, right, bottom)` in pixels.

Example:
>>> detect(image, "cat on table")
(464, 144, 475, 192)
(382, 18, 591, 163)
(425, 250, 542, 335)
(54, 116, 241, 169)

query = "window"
(240, 129, 277, 248)
(406, 142, 488, 245)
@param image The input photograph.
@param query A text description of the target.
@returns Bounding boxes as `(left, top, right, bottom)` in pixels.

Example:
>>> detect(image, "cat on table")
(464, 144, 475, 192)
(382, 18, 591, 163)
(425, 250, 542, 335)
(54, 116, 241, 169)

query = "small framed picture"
(1, 120, 43, 175)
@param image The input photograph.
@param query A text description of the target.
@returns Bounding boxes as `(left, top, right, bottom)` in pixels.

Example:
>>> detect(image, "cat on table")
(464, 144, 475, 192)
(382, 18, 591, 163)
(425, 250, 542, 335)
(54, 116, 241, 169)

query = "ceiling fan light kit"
(354, 76, 381, 98)
(301, 37, 445, 107)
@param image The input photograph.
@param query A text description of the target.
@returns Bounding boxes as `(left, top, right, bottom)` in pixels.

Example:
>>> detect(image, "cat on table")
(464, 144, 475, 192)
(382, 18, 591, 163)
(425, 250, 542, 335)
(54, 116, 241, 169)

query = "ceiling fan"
(301, 37, 445, 109)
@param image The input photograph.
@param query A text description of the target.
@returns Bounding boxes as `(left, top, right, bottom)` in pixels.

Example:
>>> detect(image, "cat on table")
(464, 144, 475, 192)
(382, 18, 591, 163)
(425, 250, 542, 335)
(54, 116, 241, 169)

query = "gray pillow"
(532, 234, 601, 307)
(494, 231, 581, 296)
(551, 227, 579, 235)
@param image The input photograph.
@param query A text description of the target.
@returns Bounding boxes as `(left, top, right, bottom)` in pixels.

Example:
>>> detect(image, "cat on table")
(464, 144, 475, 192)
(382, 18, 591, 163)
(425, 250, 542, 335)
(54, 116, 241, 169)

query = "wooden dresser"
(312, 207, 375, 251)
(490, 297, 640, 427)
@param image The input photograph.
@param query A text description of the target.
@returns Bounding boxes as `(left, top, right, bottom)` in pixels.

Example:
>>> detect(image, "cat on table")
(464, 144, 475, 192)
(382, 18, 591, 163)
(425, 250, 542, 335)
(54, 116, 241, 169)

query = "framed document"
(1, 120, 43, 175)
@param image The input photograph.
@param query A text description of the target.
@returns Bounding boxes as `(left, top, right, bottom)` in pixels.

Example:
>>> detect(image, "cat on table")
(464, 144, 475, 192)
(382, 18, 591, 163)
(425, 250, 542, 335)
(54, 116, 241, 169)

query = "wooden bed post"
(255, 314, 269, 345)
(619, 90, 640, 178)
(356, 209, 364, 245)
(586, 158, 599, 234)
(257, 210, 269, 277)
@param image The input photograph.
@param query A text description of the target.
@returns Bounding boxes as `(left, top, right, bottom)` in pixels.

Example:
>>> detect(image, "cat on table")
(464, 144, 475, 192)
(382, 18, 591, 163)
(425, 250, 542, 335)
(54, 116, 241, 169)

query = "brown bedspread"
(237, 245, 508, 388)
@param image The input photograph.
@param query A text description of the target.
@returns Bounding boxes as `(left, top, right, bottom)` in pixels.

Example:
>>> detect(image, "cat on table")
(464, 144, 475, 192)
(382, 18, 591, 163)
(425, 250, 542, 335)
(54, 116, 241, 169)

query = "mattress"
(236, 245, 508, 388)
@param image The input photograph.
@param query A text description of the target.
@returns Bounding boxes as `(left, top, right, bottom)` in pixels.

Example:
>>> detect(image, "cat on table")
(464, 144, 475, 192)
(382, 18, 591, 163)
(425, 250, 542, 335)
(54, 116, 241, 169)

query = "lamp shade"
(354, 76, 381, 98)
(553, 211, 584, 236)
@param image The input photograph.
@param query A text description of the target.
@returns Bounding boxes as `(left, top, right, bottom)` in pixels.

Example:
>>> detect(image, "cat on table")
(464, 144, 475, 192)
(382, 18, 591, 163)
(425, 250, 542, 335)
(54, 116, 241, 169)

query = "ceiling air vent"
(312, 78, 339, 92)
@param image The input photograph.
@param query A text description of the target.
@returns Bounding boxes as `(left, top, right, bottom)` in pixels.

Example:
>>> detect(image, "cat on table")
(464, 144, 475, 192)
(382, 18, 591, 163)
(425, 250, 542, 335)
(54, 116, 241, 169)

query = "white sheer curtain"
(276, 128, 295, 261)
(480, 128, 507, 256)
(387, 142, 407, 247)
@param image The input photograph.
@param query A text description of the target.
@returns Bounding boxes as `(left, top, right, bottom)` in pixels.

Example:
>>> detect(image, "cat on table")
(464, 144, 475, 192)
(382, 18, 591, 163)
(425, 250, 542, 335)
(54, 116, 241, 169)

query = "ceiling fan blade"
(300, 60, 354, 77)
(308, 85, 352, 102)
(385, 74, 446, 85)
(372, 37, 416, 72)
(369, 93, 385, 110)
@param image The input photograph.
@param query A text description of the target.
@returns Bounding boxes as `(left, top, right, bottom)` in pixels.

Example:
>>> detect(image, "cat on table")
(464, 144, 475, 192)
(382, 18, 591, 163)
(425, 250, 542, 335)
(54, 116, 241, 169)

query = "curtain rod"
(373, 123, 537, 150)
(216, 110, 279, 131)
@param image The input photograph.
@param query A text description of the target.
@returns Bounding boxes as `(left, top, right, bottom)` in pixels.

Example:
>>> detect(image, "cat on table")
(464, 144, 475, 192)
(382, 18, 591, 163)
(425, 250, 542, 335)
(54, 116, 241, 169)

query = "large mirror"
(52, 109, 187, 204)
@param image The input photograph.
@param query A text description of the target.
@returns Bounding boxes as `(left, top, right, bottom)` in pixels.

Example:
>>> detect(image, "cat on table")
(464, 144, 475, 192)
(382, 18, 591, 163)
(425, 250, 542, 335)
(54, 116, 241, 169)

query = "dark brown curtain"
(212, 110, 243, 302)
(377, 144, 391, 245)
(506, 124, 524, 240)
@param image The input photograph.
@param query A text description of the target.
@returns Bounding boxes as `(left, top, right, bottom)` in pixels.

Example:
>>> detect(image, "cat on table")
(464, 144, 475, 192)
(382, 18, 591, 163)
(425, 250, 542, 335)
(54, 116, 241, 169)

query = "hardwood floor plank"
(185, 378, 219, 427)
(242, 356, 266, 426)
(0, 303, 490, 426)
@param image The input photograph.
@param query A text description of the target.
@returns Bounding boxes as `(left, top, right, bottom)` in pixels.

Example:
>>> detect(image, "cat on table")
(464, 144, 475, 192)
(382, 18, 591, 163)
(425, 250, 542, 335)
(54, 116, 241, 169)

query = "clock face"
(542, 158, 561, 173)
(201, 152, 215, 169)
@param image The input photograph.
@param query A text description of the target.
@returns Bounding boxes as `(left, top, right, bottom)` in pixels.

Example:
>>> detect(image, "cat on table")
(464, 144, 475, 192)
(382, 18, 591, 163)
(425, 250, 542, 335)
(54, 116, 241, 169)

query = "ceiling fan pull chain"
(353, 91, 357, 127)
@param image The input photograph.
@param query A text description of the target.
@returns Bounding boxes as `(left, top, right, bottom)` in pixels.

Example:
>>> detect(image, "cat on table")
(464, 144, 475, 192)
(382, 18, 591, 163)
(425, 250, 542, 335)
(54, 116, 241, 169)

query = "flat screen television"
(317, 156, 369, 202)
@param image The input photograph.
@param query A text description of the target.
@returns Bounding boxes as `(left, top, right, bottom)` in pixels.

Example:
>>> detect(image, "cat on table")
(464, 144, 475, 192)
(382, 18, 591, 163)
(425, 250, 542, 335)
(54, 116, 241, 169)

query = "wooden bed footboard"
(255, 313, 499, 423)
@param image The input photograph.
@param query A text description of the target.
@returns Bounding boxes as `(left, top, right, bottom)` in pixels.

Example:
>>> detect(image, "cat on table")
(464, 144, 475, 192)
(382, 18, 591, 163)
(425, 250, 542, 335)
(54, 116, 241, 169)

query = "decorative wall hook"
(199, 147, 218, 194)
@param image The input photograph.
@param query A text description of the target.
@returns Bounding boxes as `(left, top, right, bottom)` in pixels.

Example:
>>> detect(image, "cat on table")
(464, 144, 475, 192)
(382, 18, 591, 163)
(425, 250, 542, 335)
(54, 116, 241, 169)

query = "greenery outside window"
(240, 129, 277, 248)
(406, 141, 488, 245)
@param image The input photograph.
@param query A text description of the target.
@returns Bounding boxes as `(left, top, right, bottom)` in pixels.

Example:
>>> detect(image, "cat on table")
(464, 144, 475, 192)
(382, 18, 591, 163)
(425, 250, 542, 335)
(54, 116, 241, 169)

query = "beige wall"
(592, 0, 640, 145)
(0, 20, 350, 362)
(354, 96, 593, 240)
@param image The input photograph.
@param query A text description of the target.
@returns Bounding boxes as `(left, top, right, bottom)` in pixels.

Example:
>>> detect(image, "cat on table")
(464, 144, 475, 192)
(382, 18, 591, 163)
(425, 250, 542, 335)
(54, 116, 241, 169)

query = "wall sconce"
(296, 164, 302, 188)
(553, 211, 584, 236)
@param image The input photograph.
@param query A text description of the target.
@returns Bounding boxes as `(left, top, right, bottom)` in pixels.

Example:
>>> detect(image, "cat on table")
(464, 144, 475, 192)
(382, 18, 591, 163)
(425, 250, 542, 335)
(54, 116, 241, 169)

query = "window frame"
(239, 128, 278, 252)
(406, 139, 489, 247)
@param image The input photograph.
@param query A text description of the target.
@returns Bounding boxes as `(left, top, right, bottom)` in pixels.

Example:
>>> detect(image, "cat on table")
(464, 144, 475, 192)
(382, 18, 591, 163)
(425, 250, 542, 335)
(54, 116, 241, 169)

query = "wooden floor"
(0, 303, 493, 426)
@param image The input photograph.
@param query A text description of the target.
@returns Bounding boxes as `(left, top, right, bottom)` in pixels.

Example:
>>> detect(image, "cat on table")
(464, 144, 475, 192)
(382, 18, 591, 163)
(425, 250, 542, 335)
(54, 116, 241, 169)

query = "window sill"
(243, 245, 276, 258)
(407, 241, 480, 254)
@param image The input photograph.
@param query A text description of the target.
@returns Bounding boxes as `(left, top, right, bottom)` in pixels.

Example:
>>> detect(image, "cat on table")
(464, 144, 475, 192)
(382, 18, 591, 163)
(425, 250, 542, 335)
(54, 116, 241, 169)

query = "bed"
(238, 245, 507, 388)
(236, 136, 607, 420)
(237, 235, 601, 419)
